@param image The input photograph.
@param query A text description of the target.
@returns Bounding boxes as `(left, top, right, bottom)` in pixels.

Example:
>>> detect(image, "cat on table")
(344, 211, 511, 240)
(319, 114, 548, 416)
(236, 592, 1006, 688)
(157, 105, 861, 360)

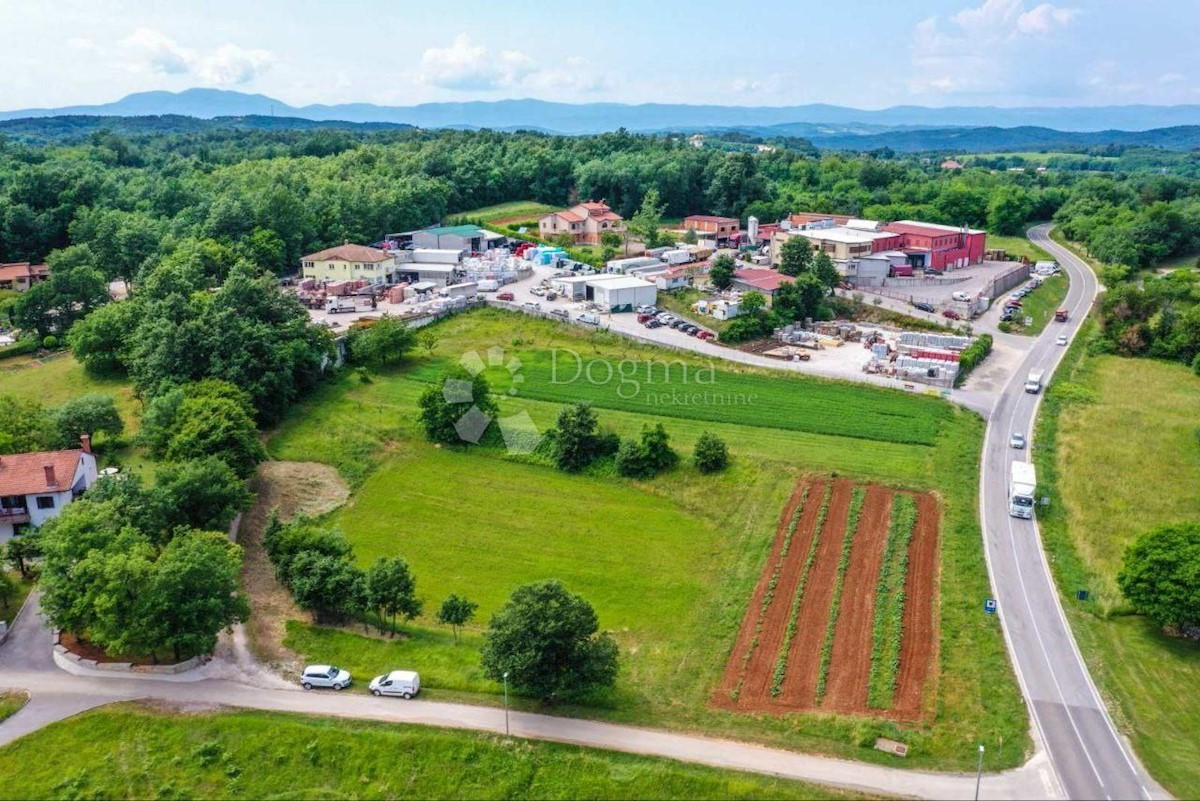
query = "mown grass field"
(268, 307, 1028, 771)
(0, 705, 862, 800)
(0, 692, 26, 725)
(456, 200, 559, 224)
(1034, 323, 1200, 796)
(985, 233, 1052, 264)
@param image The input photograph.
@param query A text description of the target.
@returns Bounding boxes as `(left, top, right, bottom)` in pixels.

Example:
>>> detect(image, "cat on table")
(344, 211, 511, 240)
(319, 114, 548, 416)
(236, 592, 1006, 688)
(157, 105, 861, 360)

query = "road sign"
(1076, 590, 1089, 601)
(1025, 316, 1033, 326)
(984, 598, 998, 614)
(1040, 496, 1051, 506)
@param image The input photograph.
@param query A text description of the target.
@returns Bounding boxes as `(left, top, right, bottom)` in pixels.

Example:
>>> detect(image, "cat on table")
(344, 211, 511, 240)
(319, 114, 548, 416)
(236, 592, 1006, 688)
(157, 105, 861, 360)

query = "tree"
(599, 231, 623, 251)
(777, 236, 813, 277)
(616, 423, 677, 479)
(288, 551, 365, 624)
(417, 329, 440, 357)
(151, 457, 251, 539)
(348, 317, 416, 367)
(164, 394, 266, 478)
(436, 594, 478, 643)
(67, 300, 140, 376)
(615, 436, 653, 479)
(1117, 522, 1200, 633)
(740, 291, 767, 317)
(552, 402, 603, 472)
(693, 431, 730, 474)
(627, 188, 666, 249)
(812, 250, 840, 289)
(139, 531, 250, 662)
(987, 186, 1034, 235)
(0, 571, 16, 612)
(709, 254, 735, 291)
(0, 395, 53, 454)
(417, 367, 498, 445)
(13, 245, 110, 337)
(50, 393, 124, 449)
(365, 556, 423, 636)
(4, 532, 41, 579)
(681, 228, 698, 245)
(480, 580, 618, 703)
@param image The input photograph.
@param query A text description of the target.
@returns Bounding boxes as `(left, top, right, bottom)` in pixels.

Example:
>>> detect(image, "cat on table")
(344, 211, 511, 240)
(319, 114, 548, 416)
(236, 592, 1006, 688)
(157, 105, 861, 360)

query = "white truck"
(1024, 369, 1045, 394)
(438, 281, 478, 300)
(1009, 461, 1037, 519)
(324, 296, 361, 314)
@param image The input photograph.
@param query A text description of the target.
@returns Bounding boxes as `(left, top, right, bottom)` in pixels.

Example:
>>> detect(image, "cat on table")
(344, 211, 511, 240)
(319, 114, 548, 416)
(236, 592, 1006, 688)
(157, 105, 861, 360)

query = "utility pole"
(503, 671, 510, 737)
(975, 744, 985, 801)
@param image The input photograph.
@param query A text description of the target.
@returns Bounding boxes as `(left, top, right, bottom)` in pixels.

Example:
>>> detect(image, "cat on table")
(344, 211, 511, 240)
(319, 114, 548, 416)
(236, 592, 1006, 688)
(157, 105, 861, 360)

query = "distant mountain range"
(4, 88, 1200, 152)
(8, 88, 1200, 134)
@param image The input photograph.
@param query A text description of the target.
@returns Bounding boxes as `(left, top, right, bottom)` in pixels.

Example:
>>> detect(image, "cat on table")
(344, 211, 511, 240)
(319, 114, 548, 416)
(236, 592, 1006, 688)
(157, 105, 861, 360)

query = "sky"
(1, 0, 1198, 110)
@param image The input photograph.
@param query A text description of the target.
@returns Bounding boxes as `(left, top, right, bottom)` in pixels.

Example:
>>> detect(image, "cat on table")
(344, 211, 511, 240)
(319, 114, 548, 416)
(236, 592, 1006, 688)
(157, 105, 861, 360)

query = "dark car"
(643, 319, 662, 329)
(671, 319, 688, 329)
(913, 302, 936, 313)
(942, 309, 962, 320)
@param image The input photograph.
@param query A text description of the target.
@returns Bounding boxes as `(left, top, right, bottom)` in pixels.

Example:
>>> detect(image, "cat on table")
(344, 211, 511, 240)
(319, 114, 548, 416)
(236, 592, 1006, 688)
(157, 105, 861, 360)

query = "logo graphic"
(451, 346, 542, 454)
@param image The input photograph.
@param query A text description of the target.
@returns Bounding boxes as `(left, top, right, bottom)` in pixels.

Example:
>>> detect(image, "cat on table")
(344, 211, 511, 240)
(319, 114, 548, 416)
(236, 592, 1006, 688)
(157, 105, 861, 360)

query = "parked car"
(913, 301, 936, 313)
(636, 305, 657, 315)
(551, 308, 570, 319)
(942, 309, 962, 320)
(951, 291, 971, 302)
(578, 311, 601, 325)
(1009, 432, 1026, 450)
(301, 665, 351, 691)
(671, 319, 688, 329)
(1056, 334, 1068, 346)
(545, 291, 558, 301)
(368, 670, 420, 699)
(521, 301, 540, 310)
(637, 313, 654, 323)
(496, 292, 515, 301)
(655, 312, 674, 324)
(697, 330, 715, 341)
(643, 319, 663, 329)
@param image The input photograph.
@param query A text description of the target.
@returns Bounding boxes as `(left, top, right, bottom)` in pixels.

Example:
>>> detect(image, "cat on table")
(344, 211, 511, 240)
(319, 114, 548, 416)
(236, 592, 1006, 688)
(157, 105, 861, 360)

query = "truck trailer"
(1009, 461, 1037, 519)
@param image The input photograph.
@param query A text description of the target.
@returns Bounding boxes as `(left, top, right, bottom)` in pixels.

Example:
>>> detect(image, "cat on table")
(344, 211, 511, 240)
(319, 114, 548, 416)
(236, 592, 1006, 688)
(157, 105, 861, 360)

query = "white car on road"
(301, 664, 351, 690)
(1056, 334, 1068, 346)
(369, 670, 421, 698)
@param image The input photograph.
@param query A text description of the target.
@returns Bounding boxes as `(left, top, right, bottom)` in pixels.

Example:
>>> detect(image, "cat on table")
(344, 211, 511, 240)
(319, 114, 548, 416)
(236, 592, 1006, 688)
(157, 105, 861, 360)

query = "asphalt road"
(979, 224, 1164, 800)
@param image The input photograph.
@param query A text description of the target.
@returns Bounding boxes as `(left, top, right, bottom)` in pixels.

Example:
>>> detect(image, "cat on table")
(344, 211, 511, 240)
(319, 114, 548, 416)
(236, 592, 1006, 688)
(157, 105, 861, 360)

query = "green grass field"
(1003, 273, 1068, 336)
(985, 233, 1052, 264)
(0, 705, 862, 800)
(0, 693, 26, 725)
(1034, 324, 1200, 796)
(456, 201, 560, 223)
(268, 307, 1028, 771)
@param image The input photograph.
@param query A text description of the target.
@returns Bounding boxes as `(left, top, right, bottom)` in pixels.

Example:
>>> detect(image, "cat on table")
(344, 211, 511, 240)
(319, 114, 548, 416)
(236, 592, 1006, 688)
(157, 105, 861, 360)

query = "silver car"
(1056, 334, 1068, 346)
(1010, 432, 1027, 449)
(300, 664, 351, 690)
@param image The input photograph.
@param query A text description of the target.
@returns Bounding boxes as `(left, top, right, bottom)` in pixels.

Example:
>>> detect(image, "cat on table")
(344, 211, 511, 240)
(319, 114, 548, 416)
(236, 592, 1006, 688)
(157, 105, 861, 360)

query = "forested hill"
(803, 125, 1200, 153)
(0, 114, 413, 142)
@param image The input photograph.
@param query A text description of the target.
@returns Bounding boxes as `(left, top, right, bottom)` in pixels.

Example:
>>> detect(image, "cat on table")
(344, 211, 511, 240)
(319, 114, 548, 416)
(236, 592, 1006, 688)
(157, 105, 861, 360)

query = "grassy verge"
(814, 488, 859, 702)
(1003, 273, 1068, 336)
(985, 233, 1052, 263)
(656, 288, 731, 334)
(867, 494, 916, 710)
(1033, 320, 1200, 795)
(453, 200, 559, 223)
(0, 692, 27, 725)
(0, 704, 865, 800)
(1, 572, 34, 628)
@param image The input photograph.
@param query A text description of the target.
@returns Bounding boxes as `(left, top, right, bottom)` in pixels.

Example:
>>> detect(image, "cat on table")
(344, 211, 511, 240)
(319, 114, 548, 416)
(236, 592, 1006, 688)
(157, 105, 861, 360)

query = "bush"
(0, 337, 39, 360)
(616, 423, 678, 479)
(615, 437, 653, 479)
(693, 431, 729, 473)
(551, 403, 603, 472)
(42, 335, 58, 349)
(954, 334, 993, 386)
(1118, 522, 1200, 633)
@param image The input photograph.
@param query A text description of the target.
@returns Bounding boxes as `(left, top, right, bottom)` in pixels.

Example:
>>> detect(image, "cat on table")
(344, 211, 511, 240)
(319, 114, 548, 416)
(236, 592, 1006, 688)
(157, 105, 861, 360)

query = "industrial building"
(586, 276, 657, 312)
(387, 224, 505, 253)
(768, 213, 987, 273)
(392, 249, 465, 286)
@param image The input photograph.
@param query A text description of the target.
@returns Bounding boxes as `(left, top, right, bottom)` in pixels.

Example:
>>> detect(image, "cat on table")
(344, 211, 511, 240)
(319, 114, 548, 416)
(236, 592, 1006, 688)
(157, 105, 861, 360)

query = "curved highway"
(979, 224, 1163, 800)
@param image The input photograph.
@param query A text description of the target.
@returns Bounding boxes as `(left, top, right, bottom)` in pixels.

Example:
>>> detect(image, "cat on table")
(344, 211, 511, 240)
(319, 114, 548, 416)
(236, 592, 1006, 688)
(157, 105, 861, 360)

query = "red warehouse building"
(881, 220, 986, 271)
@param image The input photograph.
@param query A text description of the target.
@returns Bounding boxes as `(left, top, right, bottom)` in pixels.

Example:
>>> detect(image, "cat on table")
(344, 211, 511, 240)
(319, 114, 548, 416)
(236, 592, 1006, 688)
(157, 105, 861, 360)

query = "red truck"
(1054, 307, 1069, 322)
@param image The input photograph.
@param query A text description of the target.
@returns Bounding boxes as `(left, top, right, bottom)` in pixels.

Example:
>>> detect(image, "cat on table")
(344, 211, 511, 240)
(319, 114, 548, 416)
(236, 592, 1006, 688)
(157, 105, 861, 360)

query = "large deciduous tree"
(481, 580, 618, 703)
(365, 556, 423, 636)
(1118, 522, 1200, 634)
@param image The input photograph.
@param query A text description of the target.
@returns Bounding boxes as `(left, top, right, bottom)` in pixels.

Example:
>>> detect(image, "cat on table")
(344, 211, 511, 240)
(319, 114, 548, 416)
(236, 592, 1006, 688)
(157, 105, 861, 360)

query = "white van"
(368, 670, 420, 698)
(477, 279, 500, 292)
(951, 291, 971, 302)
(578, 311, 601, 325)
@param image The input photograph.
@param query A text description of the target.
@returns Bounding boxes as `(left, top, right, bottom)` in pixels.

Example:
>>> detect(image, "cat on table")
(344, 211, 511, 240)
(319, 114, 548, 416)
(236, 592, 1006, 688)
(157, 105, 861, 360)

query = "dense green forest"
(1, 125, 1198, 381)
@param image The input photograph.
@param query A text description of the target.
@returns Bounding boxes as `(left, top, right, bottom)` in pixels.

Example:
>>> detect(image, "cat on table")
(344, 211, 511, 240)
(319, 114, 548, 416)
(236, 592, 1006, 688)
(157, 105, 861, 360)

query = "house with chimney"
(0, 436, 98, 543)
(538, 200, 625, 245)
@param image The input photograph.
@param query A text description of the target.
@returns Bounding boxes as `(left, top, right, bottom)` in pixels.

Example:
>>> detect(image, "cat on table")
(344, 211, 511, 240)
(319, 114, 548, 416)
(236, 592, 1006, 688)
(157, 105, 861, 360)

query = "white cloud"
(418, 34, 612, 95)
(907, 0, 1079, 97)
(123, 27, 194, 76)
(1158, 72, 1186, 85)
(732, 74, 786, 95)
(419, 34, 535, 91)
(196, 44, 275, 86)
(67, 37, 98, 53)
(120, 28, 273, 86)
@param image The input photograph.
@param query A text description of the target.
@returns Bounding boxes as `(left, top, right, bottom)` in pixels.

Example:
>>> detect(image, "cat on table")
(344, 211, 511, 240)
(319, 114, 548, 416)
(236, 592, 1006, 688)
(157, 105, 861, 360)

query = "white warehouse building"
(586, 276, 657, 312)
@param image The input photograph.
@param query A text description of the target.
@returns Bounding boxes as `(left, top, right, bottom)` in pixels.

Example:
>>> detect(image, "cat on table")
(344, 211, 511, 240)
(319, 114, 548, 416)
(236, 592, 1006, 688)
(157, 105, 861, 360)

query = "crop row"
(730, 482, 812, 700)
(769, 482, 834, 697)
(814, 487, 866, 703)
(867, 493, 917, 709)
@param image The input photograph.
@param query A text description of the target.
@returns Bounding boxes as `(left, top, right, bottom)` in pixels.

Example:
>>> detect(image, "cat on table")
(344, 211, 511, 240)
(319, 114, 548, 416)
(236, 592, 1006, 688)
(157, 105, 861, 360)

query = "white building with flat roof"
(586, 276, 657, 312)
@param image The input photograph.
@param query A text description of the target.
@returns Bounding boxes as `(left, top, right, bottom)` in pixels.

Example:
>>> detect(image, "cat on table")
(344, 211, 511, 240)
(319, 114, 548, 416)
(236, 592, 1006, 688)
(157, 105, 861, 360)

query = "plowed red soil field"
(714, 478, 939, 721)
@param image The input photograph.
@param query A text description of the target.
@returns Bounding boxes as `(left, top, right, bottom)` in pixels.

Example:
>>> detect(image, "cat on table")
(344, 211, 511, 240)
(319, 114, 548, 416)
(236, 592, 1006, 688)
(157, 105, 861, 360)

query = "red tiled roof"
(302, 243, 394, 263)
(0, 262, 47, 282)
(684, 215, 738, 224)
(0, 448, 81, 496)
(734, 268, 793, 293)
(549, 210, 585, 223)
